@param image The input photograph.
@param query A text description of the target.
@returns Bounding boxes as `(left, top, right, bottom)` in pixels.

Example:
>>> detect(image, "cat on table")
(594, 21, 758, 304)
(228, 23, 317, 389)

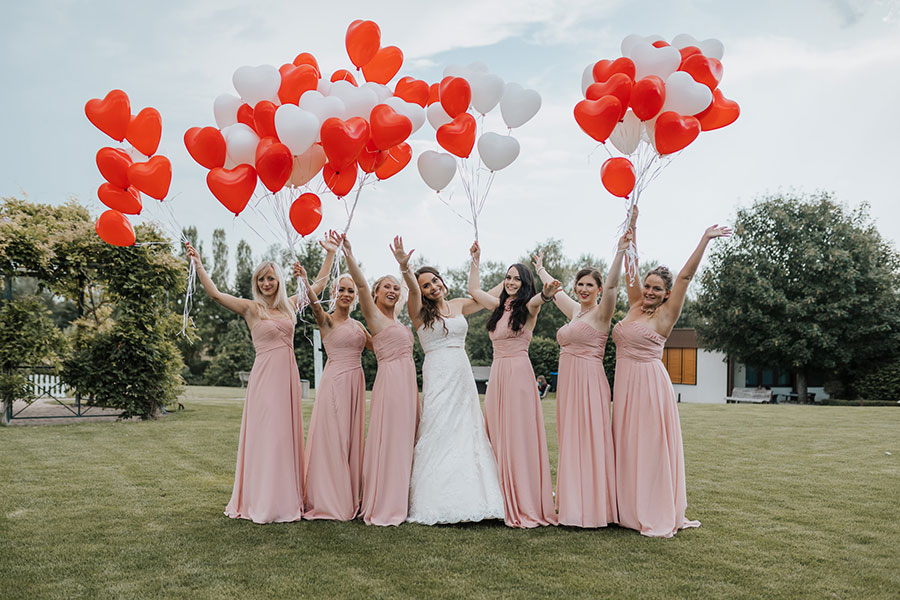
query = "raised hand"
(390, 235, 414, 268)
(532, 250, 544, 273)
(703, 224, 733, 240)
(618, 228, 634, 251)
(469, 240, 481, 263)
(293, 261, 303, 278)
(185, 242, 201, 267)
(543, 279, 562, 299)
(341, 234, 353, 255)
(319, 229, 341, 253)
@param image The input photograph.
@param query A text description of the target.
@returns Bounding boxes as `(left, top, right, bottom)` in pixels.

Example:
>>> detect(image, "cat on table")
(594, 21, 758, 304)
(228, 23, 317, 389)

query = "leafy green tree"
(234, 239, 254, 300)
(695, 192, 900, 402)
(205, 318, 256, 386)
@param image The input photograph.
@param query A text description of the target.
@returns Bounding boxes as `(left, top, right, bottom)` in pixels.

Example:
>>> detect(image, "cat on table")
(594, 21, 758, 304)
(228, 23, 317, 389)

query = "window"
(662, 348, 697, 385)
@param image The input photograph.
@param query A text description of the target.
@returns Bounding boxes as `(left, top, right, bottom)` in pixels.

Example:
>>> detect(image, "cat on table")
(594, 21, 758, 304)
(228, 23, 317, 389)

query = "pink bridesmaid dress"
(484, 306, 557, 528)
(611, 320, 701, 537)
(360, 322, 419, 526)
(225, 317, 304, 523)
(555, 319, 617, 527)
(303, 319, 367, 521)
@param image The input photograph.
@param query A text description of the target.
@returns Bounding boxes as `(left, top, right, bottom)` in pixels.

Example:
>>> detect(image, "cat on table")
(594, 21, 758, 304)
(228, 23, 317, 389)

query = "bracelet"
(540, 292, 553, 303)
(400, 268, 409, 274)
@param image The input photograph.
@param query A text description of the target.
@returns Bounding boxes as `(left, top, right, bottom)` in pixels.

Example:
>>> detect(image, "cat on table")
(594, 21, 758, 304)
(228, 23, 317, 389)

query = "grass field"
(2, 387, 898, 599)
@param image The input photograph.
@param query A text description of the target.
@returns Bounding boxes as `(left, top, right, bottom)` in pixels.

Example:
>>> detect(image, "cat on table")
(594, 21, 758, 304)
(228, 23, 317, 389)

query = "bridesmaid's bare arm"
(468, 241, 500, 311)
(597, 229, 631, 325)
(533, 250, 578, 319)
(186, 242, 252, 317)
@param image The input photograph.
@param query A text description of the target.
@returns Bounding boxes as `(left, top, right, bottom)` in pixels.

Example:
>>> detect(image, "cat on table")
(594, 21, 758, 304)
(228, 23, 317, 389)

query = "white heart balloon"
(477, 133, 520, 171)
(330, 83, 378, 120)
(214, 93, 243, 129)
(299, 91, 346, 124)
(427, 102, 452, 130)
(642, 118, 659, 153)
(621, 34, 664, 56)
(662, 71, 712, 116)
(384, 97, 425, 134)
(581, 64, 594, 96)
(470, 72, 505, 115)
(500, 83, 541, 129)
(361, 82, 392, 103)
(222, 123, 259, 166)
(274, 104, 319, 156)
(671, 34, 725, 60)
(316, 79, 332, 96)
(232, 65, 280, 106)
(609, 111, 642, 155)
(418, 150, 457, 191)
(289, 144, 327, 187)
(628, 42, 682, 81)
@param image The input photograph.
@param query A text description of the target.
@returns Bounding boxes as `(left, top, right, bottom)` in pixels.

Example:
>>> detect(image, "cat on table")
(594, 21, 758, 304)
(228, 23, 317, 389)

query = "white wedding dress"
(406, 314, 505, 524)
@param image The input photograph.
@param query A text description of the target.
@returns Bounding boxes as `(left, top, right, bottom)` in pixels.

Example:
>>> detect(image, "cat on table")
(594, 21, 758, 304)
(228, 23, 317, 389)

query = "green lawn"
(1, 387, 898, 600)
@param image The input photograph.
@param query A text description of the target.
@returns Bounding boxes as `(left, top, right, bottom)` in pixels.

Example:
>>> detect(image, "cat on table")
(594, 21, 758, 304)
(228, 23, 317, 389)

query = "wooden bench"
(725, 387, 772, 404)
(236, 371, 251, 387)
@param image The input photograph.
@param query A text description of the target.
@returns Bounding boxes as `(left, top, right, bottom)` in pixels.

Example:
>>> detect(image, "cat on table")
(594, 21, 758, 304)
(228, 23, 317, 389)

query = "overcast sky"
(3, 0, 899, 284)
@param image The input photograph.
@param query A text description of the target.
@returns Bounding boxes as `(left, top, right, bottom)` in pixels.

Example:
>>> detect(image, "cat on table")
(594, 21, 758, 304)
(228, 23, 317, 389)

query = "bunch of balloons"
(417, 62, 541, 239)
(85, 90, 172, 246)
(185, 20, 422, 240)
(574, 33, 740, 201)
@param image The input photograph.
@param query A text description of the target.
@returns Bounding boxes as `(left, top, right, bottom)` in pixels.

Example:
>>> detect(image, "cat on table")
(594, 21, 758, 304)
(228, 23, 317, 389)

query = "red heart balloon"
(630, 76, 666, 121)
(586, 73, 633, 120)
(289, 192, 323, 236)
(85, 89, 131, 141)
(346, 20, 381, 69)
(96, 147, 132, 189)
(95, 210, 135, 246)
(126, 107, 162, 156)
(592, 58, 636, 84)
(207, 165, 257, 215)
(237, 104, 256, 131)
(253, 101, 279, 139)
(127, 155, 172, 200)
(323, 162, 358, 197)
(255, 142, 293, 192)
(439, 77, 471, 118)
(357, 139, 387, 173)
(375, 143, 412, 180)
(362, 46, 403, 85)
(600, 157, 636, 198)
(278, 64, 320, 105)
(320, 117, 370, 168)
(679, 54, 724, 91)
(394, 77, 429, 108)
(679, 46, 703, 66)
(331, 69, 358, 86)
(437, 113, 477, 158)
(427, 83, 440, 106)
(292, 52, 320, 76)
(369, 104, 412, 150)
(184, 126, 226, 169)
(655, 111, 701, 154)
(98, 183, 142, 214)
(573, 96, 622, 142)
(696, 89, 740, 131)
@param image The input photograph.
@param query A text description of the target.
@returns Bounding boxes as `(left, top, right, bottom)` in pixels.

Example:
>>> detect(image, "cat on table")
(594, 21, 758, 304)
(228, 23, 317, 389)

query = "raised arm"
(598, 229, 631, 323)
(468, 241, 500, 311)
(309, 230, 340, 296)
(527, 279, 562, 316)
(624, 205, 643, 308)
(391, 236, 421, 324)
(297, 264, 329, 328)
(664, 224, 732, 322)
(341, 235, 380, 326)
(533, 250, 579, 319)
(186, 242, 251, 316)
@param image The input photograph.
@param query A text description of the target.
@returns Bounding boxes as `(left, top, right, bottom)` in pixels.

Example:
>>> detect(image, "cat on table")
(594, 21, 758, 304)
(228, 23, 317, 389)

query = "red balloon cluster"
(85, 89, 172, 246)
(575, 34, 740, 199)
(187, 20, 417, 236)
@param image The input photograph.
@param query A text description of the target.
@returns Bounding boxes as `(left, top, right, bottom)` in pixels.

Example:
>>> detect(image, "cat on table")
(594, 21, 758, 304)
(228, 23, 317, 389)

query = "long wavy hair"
(414, 266, 449, 334)
(487, 263, 535, 334)
(250, 261, 294, 320)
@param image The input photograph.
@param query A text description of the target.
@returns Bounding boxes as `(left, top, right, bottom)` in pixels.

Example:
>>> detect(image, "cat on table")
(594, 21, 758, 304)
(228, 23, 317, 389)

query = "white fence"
(28, 372, 68, 398)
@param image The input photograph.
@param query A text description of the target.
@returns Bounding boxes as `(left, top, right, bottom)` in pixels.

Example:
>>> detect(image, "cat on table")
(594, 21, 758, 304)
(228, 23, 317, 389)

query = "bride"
(391, 236, 504, 524)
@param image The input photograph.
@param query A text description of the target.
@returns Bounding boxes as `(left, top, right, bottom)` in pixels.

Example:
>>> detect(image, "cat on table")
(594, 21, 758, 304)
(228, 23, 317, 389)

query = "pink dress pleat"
(484, 307, 557, 528)
(303, 319, 366, 521)
(555, 319, 617, 527)
(612, 320, 701, 538)
(225, 317, 304, 524)
(360, 322, 419, 526)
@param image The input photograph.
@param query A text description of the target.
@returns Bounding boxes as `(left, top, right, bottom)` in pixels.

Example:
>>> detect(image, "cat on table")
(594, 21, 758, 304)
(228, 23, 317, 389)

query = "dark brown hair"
(645, 266, 673, 302)
(574, 267, 603, 289)
(487, 264, 536, 334)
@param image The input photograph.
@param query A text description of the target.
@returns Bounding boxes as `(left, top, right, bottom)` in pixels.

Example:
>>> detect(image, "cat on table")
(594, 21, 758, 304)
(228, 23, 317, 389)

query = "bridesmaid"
(341, 235, 418, 526)
(533, 228, 631, 528)
(613, 212, 731, 537)
(186, 233, 338, 523)
(468, 241, 560, 528)
(297, 264, 371, 521)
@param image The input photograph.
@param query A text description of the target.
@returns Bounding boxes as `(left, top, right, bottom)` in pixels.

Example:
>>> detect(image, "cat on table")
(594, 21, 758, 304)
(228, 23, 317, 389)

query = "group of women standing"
(186, 209, 731, 537)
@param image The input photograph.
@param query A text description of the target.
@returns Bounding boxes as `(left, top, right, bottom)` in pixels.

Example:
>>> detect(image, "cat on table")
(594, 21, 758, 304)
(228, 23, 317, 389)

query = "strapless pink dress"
(225, 317, 304, 523)
(484, 307, 557, 528)
(612, 320, 700, 537)
(360, 322, 419, 526)
(555, 319, 616, 527)
(303, 319, 366, 521)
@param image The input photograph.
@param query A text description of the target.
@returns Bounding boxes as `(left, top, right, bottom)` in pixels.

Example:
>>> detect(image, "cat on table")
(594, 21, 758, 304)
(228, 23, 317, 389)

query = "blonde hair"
(372, 274, 400, 300)
(251, 261, 294, 320)
(330, 273, 359, 312)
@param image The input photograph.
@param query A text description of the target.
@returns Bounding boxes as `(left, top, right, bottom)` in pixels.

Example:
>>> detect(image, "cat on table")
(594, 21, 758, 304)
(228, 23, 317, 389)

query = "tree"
(234, 239, 254, 299)
(695, 192, 900, 402)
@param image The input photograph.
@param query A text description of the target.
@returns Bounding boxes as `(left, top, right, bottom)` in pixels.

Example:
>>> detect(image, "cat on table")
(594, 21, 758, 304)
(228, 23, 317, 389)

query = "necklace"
(575, 307, 591, 319)
(437, 302, 452, 317)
